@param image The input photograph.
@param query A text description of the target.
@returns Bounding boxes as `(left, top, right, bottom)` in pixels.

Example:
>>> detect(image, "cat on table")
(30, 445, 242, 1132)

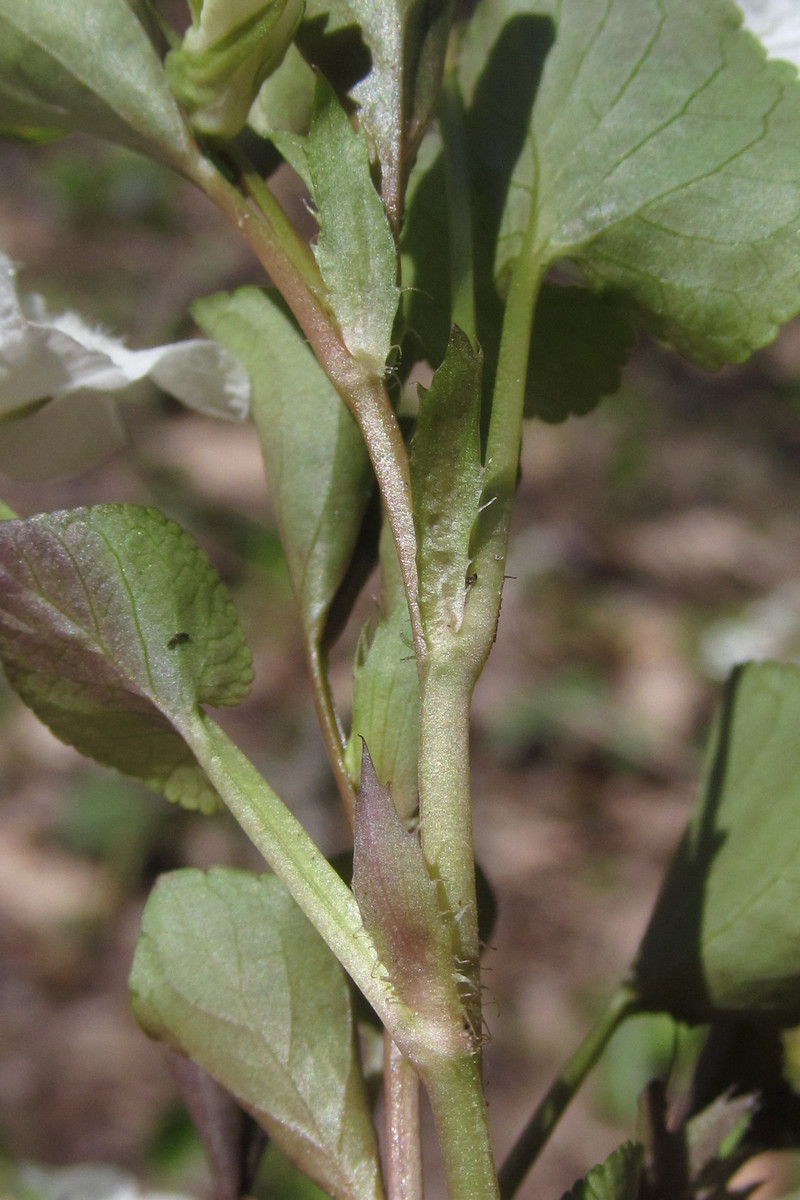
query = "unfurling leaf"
(353, 746, 461, 1024)
(560, 1141, 643, 1200)
(634, 661, 800, 1025)
(0, 505, 253, 812)
(131, 868, 385, 1200)
(166, 0, 305, 138)
(0, 0, 193, 168)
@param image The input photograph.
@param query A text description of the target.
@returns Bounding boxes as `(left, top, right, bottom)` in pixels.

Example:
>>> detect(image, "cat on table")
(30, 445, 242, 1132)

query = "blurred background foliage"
(5, 130, 800, 1198)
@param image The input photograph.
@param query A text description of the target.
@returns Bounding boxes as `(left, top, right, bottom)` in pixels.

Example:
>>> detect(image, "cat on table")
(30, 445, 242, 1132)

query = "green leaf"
(131, 867, 385, 1200)
(471, 0, 800, 368)
(410, 326, 483, 644)
(306, 75, 399, 372)
(249, 39, 317, 136)
(0, 0, 193, 169)
(192, 286, 374, 645)
(560, 1141, 643, 1200)
(525, 285, 636, 421)
(300, 0, 453, 229)
(634, 661, 800, 1026)
(0, 505, 253, 812)
(399, 128, 452, 368)
(345, 526, 419, 821)
(352, 748, 461, 1024)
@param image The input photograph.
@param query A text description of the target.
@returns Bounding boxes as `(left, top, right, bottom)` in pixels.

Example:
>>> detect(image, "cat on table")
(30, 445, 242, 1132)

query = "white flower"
(737, 0, 800, 70)
(0, 252, 250, 480)
(17, 1162, 197, 1200)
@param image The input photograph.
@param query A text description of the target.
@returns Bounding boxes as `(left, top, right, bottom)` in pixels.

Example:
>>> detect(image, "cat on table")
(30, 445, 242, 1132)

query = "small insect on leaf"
(167, 632, 192, 649)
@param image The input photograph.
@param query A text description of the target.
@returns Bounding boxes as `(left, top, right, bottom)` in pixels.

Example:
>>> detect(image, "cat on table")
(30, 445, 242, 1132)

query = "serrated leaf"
(560, 1141, 643, 1200)
(131, 867, 385, 1200)
(0, 505, 253, 812)
(346, 526, 419, 821)
(525, 285, 636, 421)
(0, 0, 193, 169)
(306, 75, 399, 371)
(410, 326, 483, 643)
(192, 287, 374, 645)
(300, 0, 453, 230)
(634, 661, 800, 1025)
(468, 0, 800, 368)
(353, 748, 460, 1023)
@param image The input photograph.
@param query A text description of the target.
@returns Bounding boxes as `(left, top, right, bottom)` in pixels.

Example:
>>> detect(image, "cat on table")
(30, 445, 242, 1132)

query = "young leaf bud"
(166, 0, 305, 138)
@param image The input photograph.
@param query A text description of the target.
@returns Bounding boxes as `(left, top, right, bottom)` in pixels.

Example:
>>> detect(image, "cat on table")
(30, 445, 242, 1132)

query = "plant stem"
(461, 174, 547, 665)
(417, 659, 481, 1027)
(385, 1035, 423, 1200)
(183, 711, 434, 1049)
(420, 1051, 499, 1200)
(192, 157, 424, 659)
(498, 986, 639, 1199)
(308, 641, 356, 825)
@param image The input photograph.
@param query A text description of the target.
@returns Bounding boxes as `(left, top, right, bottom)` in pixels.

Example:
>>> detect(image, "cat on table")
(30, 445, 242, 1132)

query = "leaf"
(0, 505, 253, 812)
(0, 0, 193, 169)
(192, 286, 374, 645)
(525, 284, 636, 421)
(306, 75, 399, 372)
(399, 127, 452, 368)
(300, 0, 453, 229)
(130, 867, 385, 1200)
(634, 661, 800, 1026)
(410, 326, 483, 643)
(560, 1141, 643, 1200)
(352, 748, 461, 1023)
(471, 0, 800, 368)
(346, 525, 419, 821)
(249, 40, 317, 136)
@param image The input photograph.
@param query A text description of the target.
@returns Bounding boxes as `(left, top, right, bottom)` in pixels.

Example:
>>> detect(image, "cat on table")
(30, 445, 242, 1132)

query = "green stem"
(439, 68, 477, 346)
(417, 660, 481, 1030)
(192, 156, 424, 661)
(184, 711, 426, 1049)
(498, 986, 639, 1199)
(308, 641, 356, 826)
(420, 1051, 499, 1200)
(460, 181, 548, 665)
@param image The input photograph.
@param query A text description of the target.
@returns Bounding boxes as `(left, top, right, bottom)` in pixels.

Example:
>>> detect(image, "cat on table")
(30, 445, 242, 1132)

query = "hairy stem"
(498, 986, 639, 1198)
(417, 660, 481, 1030)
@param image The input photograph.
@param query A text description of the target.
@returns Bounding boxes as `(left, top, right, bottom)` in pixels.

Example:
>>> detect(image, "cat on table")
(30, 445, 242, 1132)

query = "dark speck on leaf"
(167, 632, 192, 649)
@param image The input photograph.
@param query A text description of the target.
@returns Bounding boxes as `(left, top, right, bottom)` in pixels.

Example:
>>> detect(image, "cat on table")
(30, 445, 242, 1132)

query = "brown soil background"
(3, 134, 800, 1199)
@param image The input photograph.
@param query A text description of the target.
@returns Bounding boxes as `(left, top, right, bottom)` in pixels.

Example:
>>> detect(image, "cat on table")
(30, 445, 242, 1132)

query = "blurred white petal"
(737, 0, 800, 69)
(0, 252, 250, 428)
(18, 1162, 197, 1200)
